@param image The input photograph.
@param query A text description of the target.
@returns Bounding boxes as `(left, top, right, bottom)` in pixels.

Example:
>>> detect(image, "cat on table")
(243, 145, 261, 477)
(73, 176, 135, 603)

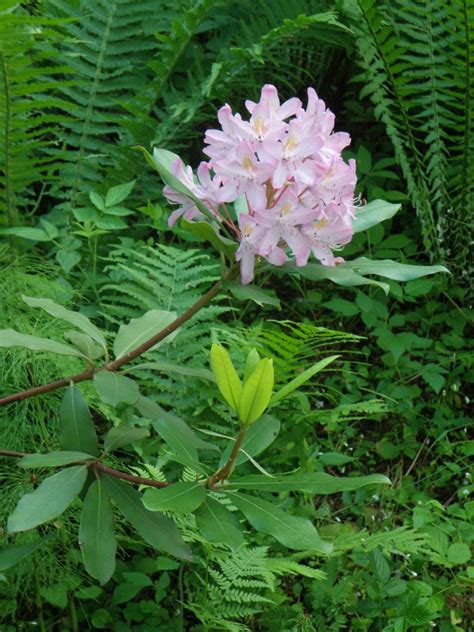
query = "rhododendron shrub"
(163, 85, 357, 284)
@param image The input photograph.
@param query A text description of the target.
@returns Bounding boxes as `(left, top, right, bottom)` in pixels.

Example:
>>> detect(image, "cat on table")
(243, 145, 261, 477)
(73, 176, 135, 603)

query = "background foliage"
(0, 0, 472, 630)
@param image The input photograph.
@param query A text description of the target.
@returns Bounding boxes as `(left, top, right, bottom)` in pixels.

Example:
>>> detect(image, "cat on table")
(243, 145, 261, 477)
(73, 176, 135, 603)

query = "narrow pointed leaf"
(113, 310, 177, 359)
(219, 415, 280, 468)
(93, 371, 140, 407)
(60, 386, 99, 457)
(22, 296, 106, 349)
(210, 344, 242, 412)
(352, 200, 401, 233)
(224, 472, 392, 493)
(105, 180, 135, 207)
(0, 537, 53, 571)
(79, 480, 116, 585)
(142, 482, 205, 514)
(19, 451, 93, 469)
(271, 355, 339, 405)
(195, 498, 243, 551)
(7, 466, 88, 533)
(152, 416, 204, 473)
(104, 426, 149, 453)
(0, 329, 83, 357)
(238, 358, 274, 424)
(102, 476, 192, 560)
(349, 257, 449, 281)
(128, 361, 214, 382)
(64, 331, 104, 360)
(229, 492, 332, 554)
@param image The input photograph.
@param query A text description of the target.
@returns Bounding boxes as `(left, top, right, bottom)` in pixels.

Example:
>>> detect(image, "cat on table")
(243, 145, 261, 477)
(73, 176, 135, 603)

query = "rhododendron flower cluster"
(163, 85, 358, 284)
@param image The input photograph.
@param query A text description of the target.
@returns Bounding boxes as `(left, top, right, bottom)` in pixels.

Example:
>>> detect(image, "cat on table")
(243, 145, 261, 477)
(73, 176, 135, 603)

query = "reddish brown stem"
(207, 425, 247, 487)
(0, 270, 235, 407)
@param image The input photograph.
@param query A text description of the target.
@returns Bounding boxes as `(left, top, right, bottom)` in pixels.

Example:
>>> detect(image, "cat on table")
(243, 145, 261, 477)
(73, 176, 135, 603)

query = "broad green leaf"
(128, 361, 214, 382)
(194, 498, 243, 551)
(0, 329, 83, 357)
(137, 397, 218, 452)
(22, 296, 107, 349)
(79, 480, 116, 585)
(210, 344, 242, 412)
(219, 415, 280, 468)
(225, 281, 280, 308)
(142, 482, 205, 514)
(152, 416, 205, 473)
(93, 371, 140, 407)
(238, 359, 274, 425)
(7, 466, 88, 532)
(19, 451, 93, 469)
(182, 219, 237, 260)
(113, 309, 177, 359)
(104, 426, 149, 453)
(60, 386, 99, 457)
(63, 331, 104, 360)
(348, 257, 449, 281)
(0, 227, 51, 241)
(447, 543, 471, 565)
(288, 262, 390, 293)
(0, 537, 52, 571)
(229, 492, 332, 554)
(225, 472, 391, 493)
(352, 200, 401, 233)
(270, 355, 339, 405)
(102, 476, 192, 560)
(105, 180, 135, 207)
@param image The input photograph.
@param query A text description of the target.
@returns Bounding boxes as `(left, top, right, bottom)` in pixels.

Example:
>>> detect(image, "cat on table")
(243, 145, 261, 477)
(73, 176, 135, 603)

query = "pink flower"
(160, 84, 358, 284)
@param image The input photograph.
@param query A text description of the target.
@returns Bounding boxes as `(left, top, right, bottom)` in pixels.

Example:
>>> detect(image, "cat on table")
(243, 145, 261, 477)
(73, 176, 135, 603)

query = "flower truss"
(163, 85, 358, 284)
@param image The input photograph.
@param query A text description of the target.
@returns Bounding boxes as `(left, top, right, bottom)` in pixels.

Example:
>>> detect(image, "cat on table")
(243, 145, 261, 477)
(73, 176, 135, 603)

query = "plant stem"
(0, 267, 237, 406)
(0, 50, 16, 228)
(207, 425, 247, 487)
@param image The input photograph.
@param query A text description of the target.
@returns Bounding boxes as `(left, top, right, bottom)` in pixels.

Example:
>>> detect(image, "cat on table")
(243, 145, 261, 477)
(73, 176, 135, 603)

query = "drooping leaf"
(60, 386, 99, 457)
(0, 537, 53, 571)
(225, 472, 391, 493)
(210, 344, 242, 412)
(102, 476, 192, 560)
(79, 480, 116, 585)
(104, 426, 149, 453)
(270, 355, 339, 405)
(113, 309, 178, 359)
(128, 361, 214, 382)
(152, 416, 205, 473)
(347, 257, 449, 281)
(0, 329, 83, 357)
(0, 227, 52, 241)
(93, 371, 140, 407)
(194, 498, 243, 551)
(238, 358, 274, 425)
(19, 451, 93, 469)
(7, 466, 88, 533)
(22, 296, 106, 349)
(352, 200, 401, 233)
(288, 262, 390, 293)
(229, 492, 332, 554)
(63, 331, 104, 360)
(182, 219, 237, 259)
(142, 482, 206, 514)
(219, 415, 280, 468)
(224, 281, 280, 308)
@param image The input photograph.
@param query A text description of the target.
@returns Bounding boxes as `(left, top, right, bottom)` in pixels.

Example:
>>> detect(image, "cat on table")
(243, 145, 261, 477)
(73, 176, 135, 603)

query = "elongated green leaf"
(79, 480, 116, 585)
(102, 476, 192, 560)
(128, 361, 214, 382)
(93, 371, 140, 407)
(0, 329, 83, 357)
(182, 219, 237, 259)
(271, 356, 339, 405)
(219, 415, 280, 468)
(142, 482, 205, 514)
(352, 200, 401, 233)
(244, 349, 261, 382)
(7, 466, 88, 532)
(238, 359, 274, 425)
(104, 426, 149, 453)
(19, 451, 93, 469)
(194, 498, 243, 551)
(349, 257, 449, 281)
(229, 492, 332, 554)
(0, 537, 52, 571)
(60, 386, 99, 457)
(288, 262, 390, 293)
(210, 344, 242, 412)
(113, 310, 177, 359)
(22, 296, 106, 349)
(225, 281, 280, 308)
(152, 416, 204, 473)
(64, 331, 104, 361)
(225, 472, 391, 493)
(105, 180, 135, 207)
(0, 227, 51, 241)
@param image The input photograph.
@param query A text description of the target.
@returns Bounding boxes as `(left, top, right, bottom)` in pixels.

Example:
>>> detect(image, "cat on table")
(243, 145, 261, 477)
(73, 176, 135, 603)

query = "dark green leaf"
(19, 451, 93, 469)
(93, 371, 140, 407)
(182, 219, 237, 259)
(225, 472, 391, 493)
(142, 482, 205, 514)
(104, 426, 149, 453)
(352, 200, 400, 233)
(194, 498, 243, 551)
(0, 537, 52, 571)
(219, 415, 280, 468)
(7, 466, 88, 532)
(102, 476, 192, 560)
(225, 281, 280, 308)
(0, 329, 83, 357)
(152, 415, 205, 473)
(60, 386, 99, 457)
(113, 309, 177, 359)
(79, 480, 116, 585)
